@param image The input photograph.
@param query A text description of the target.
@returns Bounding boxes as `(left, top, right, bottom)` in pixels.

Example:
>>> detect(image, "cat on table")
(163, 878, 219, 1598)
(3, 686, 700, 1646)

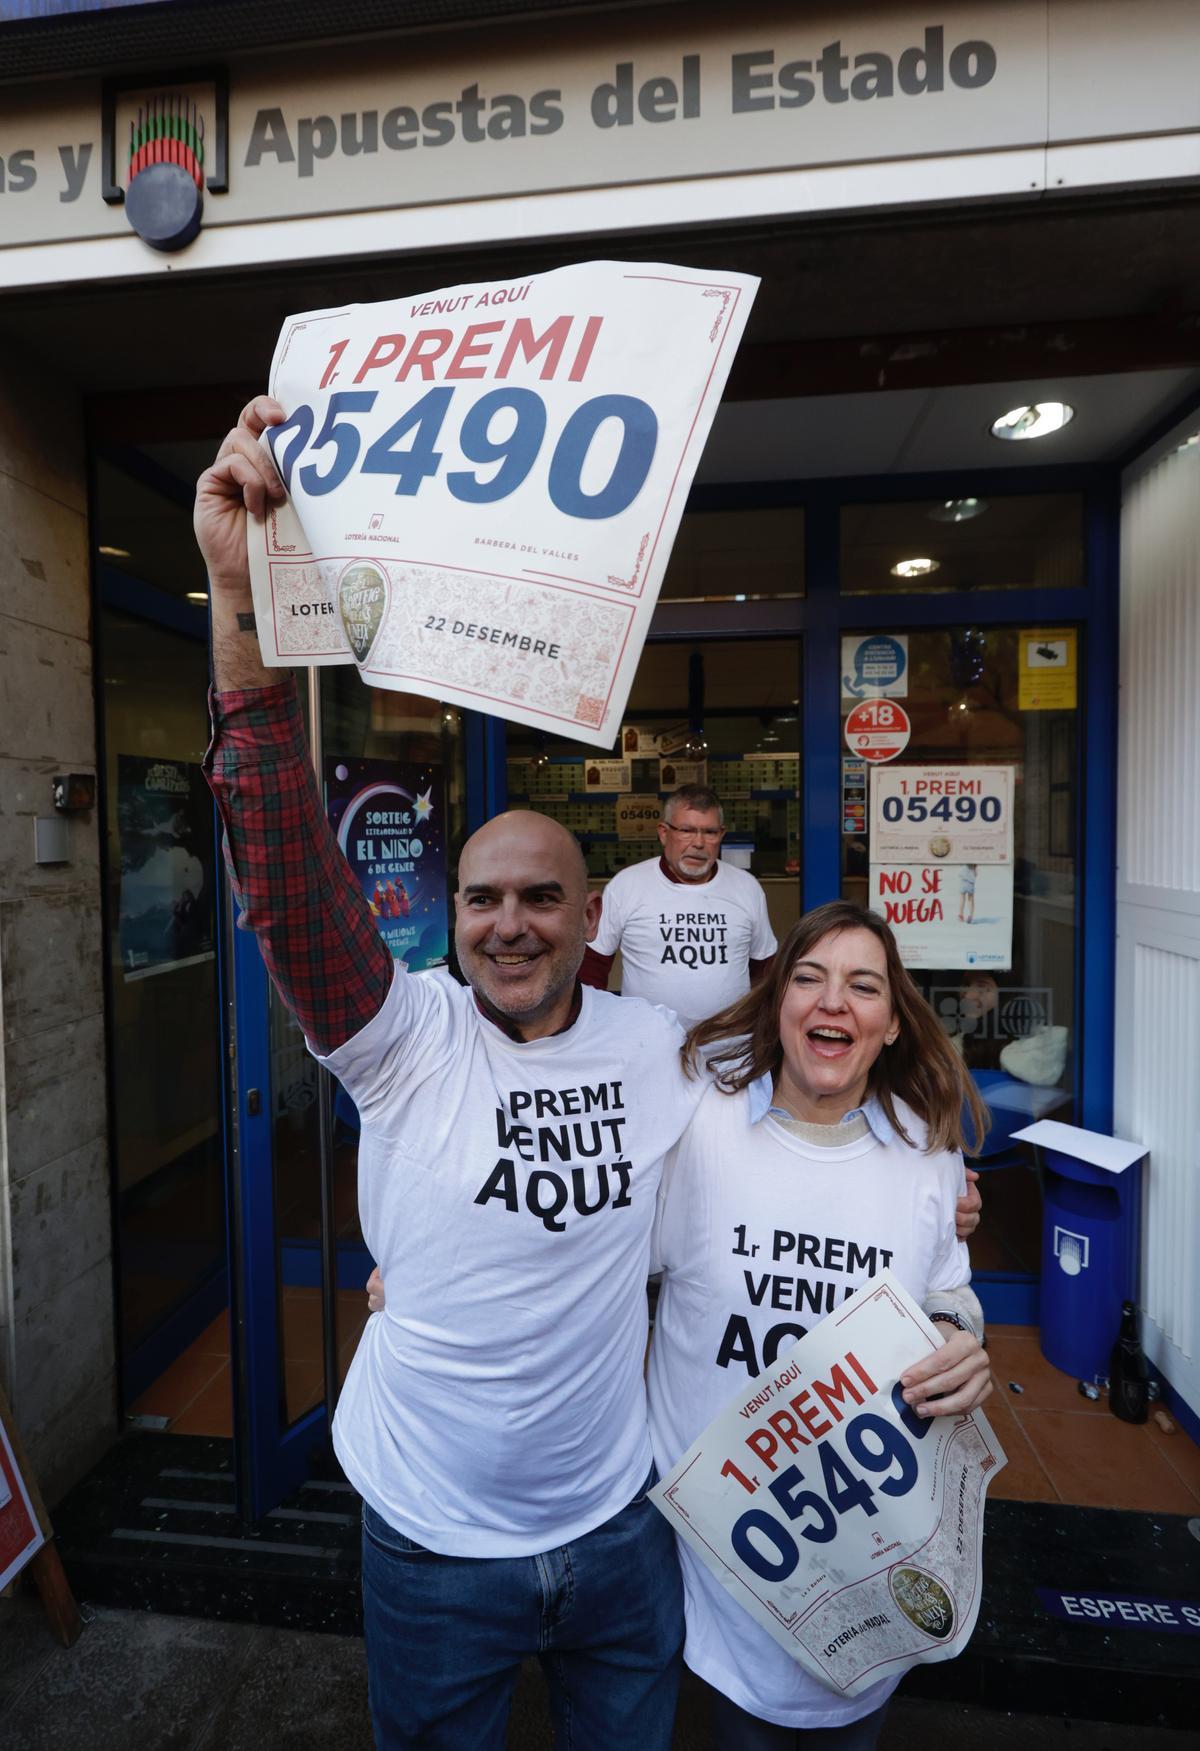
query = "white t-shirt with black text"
(319, 968, 705, 1557)
(647, 1080, 971, 1729)
(593, 856, 777, 1028)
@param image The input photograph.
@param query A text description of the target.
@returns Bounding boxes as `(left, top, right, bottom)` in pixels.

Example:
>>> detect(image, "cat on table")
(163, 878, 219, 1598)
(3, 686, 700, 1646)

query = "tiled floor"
(983, 1324, 1200, 1511)
(128, 1290, 371, 1438)
(131, 1312, 1200, 1514)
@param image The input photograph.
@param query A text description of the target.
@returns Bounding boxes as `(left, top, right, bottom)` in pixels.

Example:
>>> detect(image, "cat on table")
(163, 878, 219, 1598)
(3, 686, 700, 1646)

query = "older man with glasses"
(581, 784, 777, 1028)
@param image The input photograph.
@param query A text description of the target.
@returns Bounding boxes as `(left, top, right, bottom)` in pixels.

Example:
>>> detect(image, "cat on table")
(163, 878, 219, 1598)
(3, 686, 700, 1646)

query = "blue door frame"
(99, 442, 1122, 1502)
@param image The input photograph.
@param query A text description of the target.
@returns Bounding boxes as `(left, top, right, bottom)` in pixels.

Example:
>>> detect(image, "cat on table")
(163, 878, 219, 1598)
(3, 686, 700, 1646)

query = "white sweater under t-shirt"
(592, 856, 777, 1028)
(647, 1079, 972, 1730)
(319, 966, 705, 1557)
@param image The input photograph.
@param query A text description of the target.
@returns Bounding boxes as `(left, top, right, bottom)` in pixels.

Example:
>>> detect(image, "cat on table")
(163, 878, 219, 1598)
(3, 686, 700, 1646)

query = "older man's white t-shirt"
(593, 856, 777, 1028)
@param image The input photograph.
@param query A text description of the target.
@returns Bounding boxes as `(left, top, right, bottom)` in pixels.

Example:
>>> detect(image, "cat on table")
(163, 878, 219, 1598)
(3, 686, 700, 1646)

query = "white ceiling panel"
(698, 390, 930, 482)
(697, 368, 1200, 483)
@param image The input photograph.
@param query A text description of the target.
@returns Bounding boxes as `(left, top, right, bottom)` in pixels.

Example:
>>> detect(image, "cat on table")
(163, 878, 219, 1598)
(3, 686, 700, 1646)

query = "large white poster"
(870, 765, 1013, 865)
(869, 765, 1015, 970)
(652, 1272, 1005, 1698)
(868, 862, 1014, 971)
(248, 260, 757, 745)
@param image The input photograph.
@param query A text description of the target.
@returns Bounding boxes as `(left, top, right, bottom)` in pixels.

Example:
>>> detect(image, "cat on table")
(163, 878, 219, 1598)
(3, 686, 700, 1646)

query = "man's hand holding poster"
(248, 261, 757, 745)
(651, 1272, 1006, 1698)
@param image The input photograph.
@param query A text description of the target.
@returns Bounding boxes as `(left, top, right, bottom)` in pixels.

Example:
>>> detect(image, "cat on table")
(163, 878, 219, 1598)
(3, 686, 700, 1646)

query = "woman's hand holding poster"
(651, 1272, 1006, 1698)
(248, 261, 757, 746)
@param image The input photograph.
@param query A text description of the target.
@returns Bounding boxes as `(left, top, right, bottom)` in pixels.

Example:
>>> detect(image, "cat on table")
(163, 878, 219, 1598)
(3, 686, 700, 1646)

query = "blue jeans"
(361, 1469, 683, 1749)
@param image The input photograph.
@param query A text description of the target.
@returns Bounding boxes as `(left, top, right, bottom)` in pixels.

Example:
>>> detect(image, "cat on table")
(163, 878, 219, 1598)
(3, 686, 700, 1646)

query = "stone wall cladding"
(0, 354, 116, 1505)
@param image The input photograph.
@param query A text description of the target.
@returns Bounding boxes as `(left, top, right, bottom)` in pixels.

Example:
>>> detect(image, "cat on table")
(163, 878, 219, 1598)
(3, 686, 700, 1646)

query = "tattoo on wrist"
(237, 611, 257, 633)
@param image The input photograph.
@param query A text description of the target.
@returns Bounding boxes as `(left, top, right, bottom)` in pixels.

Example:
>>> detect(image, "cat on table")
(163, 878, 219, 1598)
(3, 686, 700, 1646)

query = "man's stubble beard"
(455, 927, 586, 1025)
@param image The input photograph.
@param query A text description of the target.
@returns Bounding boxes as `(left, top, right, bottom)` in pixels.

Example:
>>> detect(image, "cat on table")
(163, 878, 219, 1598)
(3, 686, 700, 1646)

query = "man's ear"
(583, 890, 603, 944)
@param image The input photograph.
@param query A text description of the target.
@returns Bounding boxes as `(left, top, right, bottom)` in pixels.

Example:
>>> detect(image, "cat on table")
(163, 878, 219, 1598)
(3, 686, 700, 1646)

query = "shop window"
(94, 456, 210, 606)
(659, 506, 804, 601)
(839, 495, 1083, 594)
(840, 625, 1081, 1274)
(101, 609, 224, 1398)
(506, 638, 801, 943)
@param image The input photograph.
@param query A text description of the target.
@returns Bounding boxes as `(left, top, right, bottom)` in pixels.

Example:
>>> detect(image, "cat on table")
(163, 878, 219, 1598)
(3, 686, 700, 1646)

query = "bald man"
(196, 401, 712, 1751)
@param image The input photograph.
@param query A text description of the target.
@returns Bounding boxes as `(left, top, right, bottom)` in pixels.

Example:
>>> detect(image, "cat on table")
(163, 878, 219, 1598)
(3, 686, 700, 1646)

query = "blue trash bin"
(1014, 1121, 1147, 1382)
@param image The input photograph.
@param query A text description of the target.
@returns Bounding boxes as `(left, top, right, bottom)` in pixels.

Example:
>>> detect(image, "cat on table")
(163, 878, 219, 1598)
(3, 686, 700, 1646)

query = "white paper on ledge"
(1010, 1119, 1147, 1174)
(247, 260, 758, 747)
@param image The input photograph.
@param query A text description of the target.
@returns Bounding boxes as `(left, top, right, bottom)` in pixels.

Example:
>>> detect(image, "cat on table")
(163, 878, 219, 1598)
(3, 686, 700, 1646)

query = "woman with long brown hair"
(647, 900, 992, 1751)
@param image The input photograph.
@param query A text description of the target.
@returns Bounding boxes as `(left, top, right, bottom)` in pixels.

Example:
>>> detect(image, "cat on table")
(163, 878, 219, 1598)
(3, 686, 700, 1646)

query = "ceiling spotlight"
(990, 402, 1074, 442)
(186, 590, 209, 604)
(890, 556, 940, 578)
(928, 498, 988, 523)
(98, 544, 131, 559)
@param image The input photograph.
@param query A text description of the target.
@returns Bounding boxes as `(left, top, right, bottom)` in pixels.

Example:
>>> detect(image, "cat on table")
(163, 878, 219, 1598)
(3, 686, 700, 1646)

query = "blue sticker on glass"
(843, 635, 907, 699)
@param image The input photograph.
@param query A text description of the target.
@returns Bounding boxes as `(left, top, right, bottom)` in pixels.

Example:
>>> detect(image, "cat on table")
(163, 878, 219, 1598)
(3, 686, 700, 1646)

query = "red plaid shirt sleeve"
(203, 676, 393, 1055)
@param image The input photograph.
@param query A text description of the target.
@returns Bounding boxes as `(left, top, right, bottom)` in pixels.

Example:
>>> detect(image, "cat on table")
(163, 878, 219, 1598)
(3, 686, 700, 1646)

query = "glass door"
(102, 606, 227, 1420)
(228, 670, 469, 1518)
(836, 491, 1087, 1316)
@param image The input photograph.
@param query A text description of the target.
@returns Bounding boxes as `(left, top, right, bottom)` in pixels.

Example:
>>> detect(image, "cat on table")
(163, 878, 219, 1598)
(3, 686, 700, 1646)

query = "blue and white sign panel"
(842, 635, 908, 700)
(248, 260, 757, 747)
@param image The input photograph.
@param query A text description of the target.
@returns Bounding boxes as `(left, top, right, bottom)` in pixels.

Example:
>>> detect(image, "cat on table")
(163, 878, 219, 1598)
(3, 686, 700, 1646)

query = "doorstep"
(52, 1434, 1198, 1728)
(53, 1432, 362, 1635)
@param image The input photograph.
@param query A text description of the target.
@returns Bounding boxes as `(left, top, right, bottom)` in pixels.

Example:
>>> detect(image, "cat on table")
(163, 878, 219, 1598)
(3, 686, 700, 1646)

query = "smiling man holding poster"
(194, 256, 770, 1751)
(199, 390, 707, 1748)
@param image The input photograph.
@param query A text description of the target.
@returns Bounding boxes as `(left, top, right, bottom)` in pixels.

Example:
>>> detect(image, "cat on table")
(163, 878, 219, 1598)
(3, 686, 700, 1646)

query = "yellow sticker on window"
(1019, 629, 1077, 710)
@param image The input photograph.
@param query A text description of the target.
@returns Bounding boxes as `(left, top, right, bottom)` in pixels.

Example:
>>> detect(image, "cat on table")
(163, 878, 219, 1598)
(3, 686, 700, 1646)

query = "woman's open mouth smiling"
(807, 1025, 855, 1057)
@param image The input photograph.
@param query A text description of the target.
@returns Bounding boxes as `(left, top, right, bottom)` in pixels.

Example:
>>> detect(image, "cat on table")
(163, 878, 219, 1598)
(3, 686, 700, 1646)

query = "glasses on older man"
(663, 823, 723, 841)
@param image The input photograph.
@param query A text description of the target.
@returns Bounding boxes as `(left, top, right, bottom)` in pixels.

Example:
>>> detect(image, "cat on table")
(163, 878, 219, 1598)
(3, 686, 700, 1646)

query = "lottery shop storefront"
(0, 2, 1197, 1709)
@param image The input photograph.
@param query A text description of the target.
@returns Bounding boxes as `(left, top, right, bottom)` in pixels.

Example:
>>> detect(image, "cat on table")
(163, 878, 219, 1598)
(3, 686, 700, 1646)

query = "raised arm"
(196, 396, 290, 693)
(196, 398, 392, 1053)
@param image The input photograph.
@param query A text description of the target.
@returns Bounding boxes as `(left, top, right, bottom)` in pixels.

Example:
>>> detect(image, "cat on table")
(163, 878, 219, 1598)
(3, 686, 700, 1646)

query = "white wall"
(1115, 421, 1200, 1419)
(0, 351, 116, 1502)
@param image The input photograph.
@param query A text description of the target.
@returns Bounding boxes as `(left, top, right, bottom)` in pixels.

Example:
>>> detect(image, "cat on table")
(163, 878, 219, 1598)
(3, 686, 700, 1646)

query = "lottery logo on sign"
(844, 699, 911, 764)
(338, 561, 389, 663)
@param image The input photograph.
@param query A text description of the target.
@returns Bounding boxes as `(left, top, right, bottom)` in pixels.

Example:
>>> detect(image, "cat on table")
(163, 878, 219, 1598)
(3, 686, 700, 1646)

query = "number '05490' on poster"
(651, 1272, 1006, 1698)
(248, 261, 758, 746)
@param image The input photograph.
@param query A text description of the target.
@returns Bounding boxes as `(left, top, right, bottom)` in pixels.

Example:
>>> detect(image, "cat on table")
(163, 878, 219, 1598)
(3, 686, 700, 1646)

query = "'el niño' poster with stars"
(325, 757, 448, 971)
